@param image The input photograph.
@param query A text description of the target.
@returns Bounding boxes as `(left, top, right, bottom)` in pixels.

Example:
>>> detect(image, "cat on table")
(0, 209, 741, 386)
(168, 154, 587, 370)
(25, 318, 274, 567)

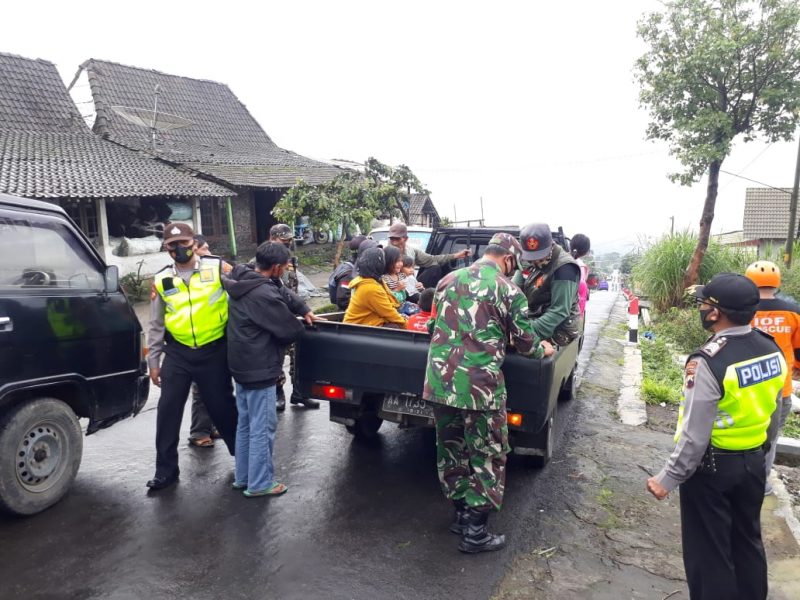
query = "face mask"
(699, 307, 716, 330)
(171, 246, 194, 264)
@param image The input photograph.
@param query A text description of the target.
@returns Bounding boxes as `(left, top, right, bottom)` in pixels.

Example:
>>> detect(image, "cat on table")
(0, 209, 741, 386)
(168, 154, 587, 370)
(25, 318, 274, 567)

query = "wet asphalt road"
(0, 293, 618, 600)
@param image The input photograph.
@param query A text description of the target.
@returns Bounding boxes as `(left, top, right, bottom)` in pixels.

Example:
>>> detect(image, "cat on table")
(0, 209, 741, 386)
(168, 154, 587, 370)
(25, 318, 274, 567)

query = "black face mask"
(699, 307, 716, 331)
(171, 246, 194, 264)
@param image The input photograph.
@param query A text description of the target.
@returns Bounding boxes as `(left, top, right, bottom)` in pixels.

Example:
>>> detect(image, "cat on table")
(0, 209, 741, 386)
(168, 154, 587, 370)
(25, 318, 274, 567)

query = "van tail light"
(507, 412, 523, 427)
(311, 384, 352, 401)
(141, 332, 148, 360)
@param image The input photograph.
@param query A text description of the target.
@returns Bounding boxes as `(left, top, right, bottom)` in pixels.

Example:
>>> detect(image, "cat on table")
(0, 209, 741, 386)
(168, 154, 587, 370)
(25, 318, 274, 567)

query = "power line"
(718, 169, 791, 195)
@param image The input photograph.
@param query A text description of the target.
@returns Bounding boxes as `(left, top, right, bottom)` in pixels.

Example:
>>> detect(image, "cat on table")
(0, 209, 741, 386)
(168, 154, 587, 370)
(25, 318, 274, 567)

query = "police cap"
(693, 273, 759, 312)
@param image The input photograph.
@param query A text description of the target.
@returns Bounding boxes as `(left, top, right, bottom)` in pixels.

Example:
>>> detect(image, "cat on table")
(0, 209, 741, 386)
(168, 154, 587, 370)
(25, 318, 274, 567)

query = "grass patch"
(784, 412, 800, 439)
(313, 303, 339, 315)
(640, 338, 683, 406)
(649, 307, 707, 354)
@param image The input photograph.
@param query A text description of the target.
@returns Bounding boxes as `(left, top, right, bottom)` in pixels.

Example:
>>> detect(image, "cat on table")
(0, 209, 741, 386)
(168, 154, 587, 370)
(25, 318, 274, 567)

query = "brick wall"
(208, 192, 257, 260)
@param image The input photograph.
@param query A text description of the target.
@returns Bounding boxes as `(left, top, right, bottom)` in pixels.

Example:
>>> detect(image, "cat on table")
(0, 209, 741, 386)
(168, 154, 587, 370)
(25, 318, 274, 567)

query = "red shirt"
(406, 310, 432, 332)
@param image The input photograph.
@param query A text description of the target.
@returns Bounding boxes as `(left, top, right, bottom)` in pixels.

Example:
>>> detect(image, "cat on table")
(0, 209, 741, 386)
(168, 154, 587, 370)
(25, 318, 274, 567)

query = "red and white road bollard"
(628, 296, 639, 343)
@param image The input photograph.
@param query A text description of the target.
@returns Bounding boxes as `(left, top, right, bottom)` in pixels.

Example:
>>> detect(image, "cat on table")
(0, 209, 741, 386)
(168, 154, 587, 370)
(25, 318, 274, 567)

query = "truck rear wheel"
(0, 398, 83, 516)
(345, 415, 383, 439)
(528, 414, 554, 468)
(558, 367, 577, 402)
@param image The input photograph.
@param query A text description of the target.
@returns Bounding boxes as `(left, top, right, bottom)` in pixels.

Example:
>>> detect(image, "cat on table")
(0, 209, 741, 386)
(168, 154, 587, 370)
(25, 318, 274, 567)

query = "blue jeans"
(234, 383, 277, 493)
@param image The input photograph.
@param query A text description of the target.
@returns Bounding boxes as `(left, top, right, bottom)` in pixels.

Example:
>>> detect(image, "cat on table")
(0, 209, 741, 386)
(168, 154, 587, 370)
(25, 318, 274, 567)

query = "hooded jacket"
(344, 247, 406, 327)
(223, 263, 311, 385)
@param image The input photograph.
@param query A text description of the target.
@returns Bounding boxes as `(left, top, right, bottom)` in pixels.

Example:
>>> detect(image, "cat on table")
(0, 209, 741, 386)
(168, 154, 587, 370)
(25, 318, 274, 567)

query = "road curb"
(770, 470, 800, 548)
(778, 437, 800, 458)
(619, 343, 647, 426)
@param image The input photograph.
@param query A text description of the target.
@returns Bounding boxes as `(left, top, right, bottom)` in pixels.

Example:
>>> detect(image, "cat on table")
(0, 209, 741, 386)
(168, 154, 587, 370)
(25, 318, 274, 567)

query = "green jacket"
(513, 244, 580, 342)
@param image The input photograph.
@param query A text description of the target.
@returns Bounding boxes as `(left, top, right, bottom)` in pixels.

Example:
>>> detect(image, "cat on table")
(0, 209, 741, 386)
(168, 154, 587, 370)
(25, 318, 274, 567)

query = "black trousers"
(679, 449, 767, 600)
(155, 340, 237, 478)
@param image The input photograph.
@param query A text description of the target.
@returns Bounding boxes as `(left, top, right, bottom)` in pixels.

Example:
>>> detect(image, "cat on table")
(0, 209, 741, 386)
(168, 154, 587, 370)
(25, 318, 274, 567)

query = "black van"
(0, 193, 149, 515)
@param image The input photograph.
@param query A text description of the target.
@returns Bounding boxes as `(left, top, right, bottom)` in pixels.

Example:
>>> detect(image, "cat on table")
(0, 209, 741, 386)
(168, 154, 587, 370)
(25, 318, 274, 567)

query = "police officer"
(269, 224, 319, 410)
(513, 223, 581, 346)
(423, 233, 553, 553)
(647, 273, 785, 600)
(146, 223, 238, 490)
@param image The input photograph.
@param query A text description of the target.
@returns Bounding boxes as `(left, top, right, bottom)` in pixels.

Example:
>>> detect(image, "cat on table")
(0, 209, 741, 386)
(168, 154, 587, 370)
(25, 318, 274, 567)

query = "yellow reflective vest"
(676, 329, 785, 451)
(153, 257, 228, 348)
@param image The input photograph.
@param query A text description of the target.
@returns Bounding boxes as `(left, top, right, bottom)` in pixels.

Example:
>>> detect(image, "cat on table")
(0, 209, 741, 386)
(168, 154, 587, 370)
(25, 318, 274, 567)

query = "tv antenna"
(110, 85, 193, 150)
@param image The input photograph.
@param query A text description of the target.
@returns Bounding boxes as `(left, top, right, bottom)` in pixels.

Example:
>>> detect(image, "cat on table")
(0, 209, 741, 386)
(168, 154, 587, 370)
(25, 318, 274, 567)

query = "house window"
(62, 199, 99, 241)
(200, 199, 229, 237)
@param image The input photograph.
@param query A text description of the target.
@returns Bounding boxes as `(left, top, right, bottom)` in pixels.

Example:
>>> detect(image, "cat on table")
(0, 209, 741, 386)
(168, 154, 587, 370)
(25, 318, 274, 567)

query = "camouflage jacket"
(281, 256, 299, 293)
(423, 258, 544, 411)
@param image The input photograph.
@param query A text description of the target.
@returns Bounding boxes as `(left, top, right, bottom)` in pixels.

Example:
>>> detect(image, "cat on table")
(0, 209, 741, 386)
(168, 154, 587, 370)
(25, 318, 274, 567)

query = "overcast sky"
(5, 1, 798, 253)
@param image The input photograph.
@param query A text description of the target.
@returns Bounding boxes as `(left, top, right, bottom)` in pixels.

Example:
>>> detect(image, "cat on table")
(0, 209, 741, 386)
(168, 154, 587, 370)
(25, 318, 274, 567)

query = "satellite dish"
(110, 85, 193, 150)
(110, 106, 192, 131)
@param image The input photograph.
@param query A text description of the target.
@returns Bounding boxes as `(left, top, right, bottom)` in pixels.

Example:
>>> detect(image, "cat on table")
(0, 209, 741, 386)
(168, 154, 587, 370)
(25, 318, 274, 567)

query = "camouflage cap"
(488, 232, 523, 264)
(269, 223, 293, 241)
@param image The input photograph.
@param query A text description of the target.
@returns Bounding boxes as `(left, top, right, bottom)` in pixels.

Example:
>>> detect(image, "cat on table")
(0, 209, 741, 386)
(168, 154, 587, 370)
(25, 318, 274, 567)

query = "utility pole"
(454, 204, 458, 223)
(785, 134, 800, 268)
(480, 197, 485, 227)
(670, 216, 674, 236)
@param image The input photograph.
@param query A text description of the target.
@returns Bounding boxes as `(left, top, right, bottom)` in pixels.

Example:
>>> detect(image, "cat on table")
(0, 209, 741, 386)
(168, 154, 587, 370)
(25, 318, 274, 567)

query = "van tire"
(345, 415, 383, 439)
(0, 398, 83, 516)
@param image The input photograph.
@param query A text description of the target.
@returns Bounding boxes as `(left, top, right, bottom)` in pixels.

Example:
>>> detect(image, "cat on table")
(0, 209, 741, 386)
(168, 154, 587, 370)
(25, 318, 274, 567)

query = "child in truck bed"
(407, 288, 435, 332)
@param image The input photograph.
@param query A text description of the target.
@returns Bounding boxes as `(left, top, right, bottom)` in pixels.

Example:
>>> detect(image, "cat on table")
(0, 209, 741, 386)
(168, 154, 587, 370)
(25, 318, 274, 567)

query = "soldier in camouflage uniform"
(270, 224, 319, 411)
(423, 232, 554, 554)
(512, 223, 581, 346)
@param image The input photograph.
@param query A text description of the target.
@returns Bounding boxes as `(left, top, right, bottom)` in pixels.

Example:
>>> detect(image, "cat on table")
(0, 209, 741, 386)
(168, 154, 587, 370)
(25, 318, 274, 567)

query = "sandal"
(189, 436, 215, 448)
(243, 482, 288, 497)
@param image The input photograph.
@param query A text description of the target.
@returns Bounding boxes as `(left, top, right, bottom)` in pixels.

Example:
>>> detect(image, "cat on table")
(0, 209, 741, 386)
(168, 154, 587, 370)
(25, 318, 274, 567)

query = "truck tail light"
(141, 332, 148, 360)
(507, 412, 523, 427)
(311, 384, 351, 401)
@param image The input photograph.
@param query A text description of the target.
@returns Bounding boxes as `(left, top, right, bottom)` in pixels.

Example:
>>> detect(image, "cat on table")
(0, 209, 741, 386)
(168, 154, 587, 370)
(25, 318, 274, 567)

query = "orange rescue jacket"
(752, 297, 800, 397)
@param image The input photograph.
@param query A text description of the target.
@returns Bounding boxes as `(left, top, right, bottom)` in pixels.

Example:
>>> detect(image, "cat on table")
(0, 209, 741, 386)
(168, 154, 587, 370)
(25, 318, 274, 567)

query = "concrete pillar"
(192, 198, 202, 233)
(95, 197, 111, 263)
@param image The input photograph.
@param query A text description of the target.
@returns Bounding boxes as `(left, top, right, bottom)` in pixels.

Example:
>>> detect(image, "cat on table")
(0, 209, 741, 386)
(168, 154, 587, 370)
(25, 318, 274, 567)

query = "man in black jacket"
(223, 242, 319, 497)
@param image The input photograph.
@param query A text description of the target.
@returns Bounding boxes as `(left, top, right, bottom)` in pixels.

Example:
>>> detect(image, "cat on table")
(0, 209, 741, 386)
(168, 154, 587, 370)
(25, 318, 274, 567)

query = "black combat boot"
(276, 386, 286, 412)
(449, 499, 469, 535)
(458, 508, 506, 554)
(290, 392, 319, 409)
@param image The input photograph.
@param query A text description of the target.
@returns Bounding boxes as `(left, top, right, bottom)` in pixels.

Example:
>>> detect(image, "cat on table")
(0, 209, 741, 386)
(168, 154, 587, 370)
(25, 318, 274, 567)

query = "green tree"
(274, 158, 429, 264)
(635, 0, 800, 287)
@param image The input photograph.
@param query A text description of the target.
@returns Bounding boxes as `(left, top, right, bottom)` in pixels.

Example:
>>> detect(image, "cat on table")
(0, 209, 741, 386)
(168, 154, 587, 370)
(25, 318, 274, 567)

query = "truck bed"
(294, 316, 579, 437)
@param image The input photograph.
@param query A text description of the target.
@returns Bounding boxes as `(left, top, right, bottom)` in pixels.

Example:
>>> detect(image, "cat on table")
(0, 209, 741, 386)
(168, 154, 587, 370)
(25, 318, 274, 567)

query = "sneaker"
(231, 481, 247, 490)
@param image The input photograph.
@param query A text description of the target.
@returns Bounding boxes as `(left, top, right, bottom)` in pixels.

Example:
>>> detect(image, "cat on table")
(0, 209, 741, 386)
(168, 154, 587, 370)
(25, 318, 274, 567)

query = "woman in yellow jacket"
(345, 247, 408, 328)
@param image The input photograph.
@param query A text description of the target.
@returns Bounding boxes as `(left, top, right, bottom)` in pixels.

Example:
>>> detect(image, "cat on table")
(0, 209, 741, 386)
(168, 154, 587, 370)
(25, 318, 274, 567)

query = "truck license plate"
(382, 395, 434, 419)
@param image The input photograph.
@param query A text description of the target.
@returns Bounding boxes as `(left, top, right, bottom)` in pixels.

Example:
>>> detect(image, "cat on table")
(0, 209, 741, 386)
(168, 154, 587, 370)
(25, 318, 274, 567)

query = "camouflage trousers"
(432, 404, 510, 513)
(277, 344, 296, 387)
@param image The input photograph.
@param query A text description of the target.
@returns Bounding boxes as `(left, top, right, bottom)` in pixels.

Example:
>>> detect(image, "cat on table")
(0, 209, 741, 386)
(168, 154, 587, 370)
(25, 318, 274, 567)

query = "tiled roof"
(409, 192, 440, 225)
(0, 52, 86, 133)
(0, 52, 233, 199)
(743, 187, 797, 239)
(0, 129, 232, 199)
(82, 59, 344, 188)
